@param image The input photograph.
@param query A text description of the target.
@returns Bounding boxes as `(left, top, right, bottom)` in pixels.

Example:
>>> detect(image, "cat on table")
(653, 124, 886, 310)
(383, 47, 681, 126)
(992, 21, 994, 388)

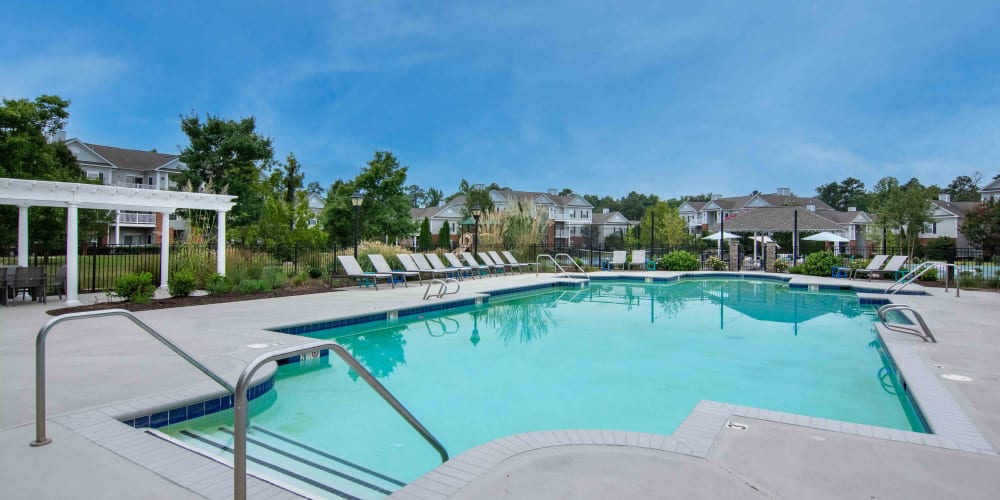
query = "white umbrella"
(802, 231, 849, 243)
(751, 235, 777, 244)
(702, 231, 740, 240)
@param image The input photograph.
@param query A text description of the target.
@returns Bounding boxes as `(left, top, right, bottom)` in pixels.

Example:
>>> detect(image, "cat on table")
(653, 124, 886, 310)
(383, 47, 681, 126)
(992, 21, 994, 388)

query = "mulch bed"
(46, 279, 351, 316)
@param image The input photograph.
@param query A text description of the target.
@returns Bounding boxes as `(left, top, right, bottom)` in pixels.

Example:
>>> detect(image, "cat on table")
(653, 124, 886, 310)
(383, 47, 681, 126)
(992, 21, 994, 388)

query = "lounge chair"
(861, 255, 908, 281)
(628, 250, 646, 271)
(501, 250, 538, 274)
(425, 253, 472, 280)
(479, 252, 513, 274)
(337, 255, 395, 290)
(489, 251, 524, 274)
(447, 252, 489, 277)
(411, 253, 459, 279)
(368, 254, 417, 285)
(462, 252, 502, 276)
(849, 255, 889, 280)
(608, 250, 627, 270)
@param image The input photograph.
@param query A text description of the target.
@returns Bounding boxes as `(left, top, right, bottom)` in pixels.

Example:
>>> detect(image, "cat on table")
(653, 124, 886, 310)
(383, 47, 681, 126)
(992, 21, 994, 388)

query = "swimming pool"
(163, 278, 924, 498)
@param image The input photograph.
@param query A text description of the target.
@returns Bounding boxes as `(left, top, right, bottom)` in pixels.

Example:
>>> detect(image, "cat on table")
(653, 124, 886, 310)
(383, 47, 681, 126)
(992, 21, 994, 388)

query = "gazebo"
(1, 177, 236, 306)
(721, 207, 844, 261)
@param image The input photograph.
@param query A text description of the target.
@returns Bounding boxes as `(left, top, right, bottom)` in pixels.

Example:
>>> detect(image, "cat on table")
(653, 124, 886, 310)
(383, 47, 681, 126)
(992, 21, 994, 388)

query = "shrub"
(291, 271, 309, 286)
(918, 267, 938, 281)
(774, 260, 790, 273)
(238, 279, 269, 295)
(801, 251, 839, 277)
(262, 268, 287, 289)
(660, 250, 700, 271)
(168, 270, 197, 297)
(205, 273, 233, 295)
(788, 264, 804, 274)
(308, 266, 323, 279)
(923, 237, 956, 261)
(114, 272, 156, 304)
(706, 256, 727, 271)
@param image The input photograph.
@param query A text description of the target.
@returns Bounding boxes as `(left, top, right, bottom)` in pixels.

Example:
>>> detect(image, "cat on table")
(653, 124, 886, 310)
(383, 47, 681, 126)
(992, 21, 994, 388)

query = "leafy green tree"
(437, 220, 451, 249)
(946, 174, 983, 202)
(558, 188, 574, 196)
(425, 187, 444, 207)
(583, 194, 618, 213)
(406, 184, 426, 207)
(873, 177, 935, 259)
(418, 217, 433, 251)
(639, 202, 688, 247)
(259, 154, 327, 249)
(815, 177, 869, 211)
(451, 179, 495, 216)
(322, 151, 416, 247)
(306, 181, 325, 197)
(961, 200, 1000, 252)
(177, 113, 275, 238)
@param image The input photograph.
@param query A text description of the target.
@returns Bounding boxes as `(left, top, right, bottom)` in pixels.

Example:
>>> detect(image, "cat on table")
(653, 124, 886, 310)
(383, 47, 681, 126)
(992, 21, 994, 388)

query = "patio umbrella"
(802, 231, 849, 243)
(702, 231, 740, 240)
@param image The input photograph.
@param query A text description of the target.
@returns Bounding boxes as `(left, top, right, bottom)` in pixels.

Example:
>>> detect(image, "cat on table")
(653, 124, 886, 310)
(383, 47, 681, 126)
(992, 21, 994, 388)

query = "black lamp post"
(351, 191, 363, 259)
(650, 211, 655, 261)
(472, 204, 482, 256)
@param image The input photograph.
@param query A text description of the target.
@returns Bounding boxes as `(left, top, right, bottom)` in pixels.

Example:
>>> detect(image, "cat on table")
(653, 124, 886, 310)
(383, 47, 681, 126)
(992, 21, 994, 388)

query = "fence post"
(91, 243, 97, 292)
(293, 244, 298, 274)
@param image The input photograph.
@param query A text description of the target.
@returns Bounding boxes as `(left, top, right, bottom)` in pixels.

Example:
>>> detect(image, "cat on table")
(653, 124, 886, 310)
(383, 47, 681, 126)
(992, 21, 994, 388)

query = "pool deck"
(1, 270, 999, 499)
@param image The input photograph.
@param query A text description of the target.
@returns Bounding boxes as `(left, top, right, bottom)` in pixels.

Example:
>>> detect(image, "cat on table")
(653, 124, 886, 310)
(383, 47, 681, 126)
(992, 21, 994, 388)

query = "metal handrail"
(31, 309, 234, 447)
(537, 253, 589, 278)
(423, 278, 460, 300)
(234, 341, 449, 499)
(887, 261, 960, 297)
(554, 253, 590, 278)
(878, 304, 937, 343)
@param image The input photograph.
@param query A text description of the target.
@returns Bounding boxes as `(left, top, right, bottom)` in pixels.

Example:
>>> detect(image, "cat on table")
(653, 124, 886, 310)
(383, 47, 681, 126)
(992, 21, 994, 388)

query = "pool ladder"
(886, 261, 960, 297)
(877, 304, 937, 343)
(423, 277, 460, 300)
(536, 253, 589, 278)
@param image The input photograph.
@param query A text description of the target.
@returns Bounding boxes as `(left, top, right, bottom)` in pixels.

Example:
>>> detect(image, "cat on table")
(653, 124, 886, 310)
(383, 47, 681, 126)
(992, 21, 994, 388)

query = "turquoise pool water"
(164, 279, 923, 495)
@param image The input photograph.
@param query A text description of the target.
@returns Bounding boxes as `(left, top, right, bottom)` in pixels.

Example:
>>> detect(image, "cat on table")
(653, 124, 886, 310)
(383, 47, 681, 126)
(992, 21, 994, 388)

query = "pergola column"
(18, 204, 29, 267)
(65, 202, 80, 306)
(114, 210, 121, 244)
(159, 211, 171, 289)
(216, 210, 226, 275)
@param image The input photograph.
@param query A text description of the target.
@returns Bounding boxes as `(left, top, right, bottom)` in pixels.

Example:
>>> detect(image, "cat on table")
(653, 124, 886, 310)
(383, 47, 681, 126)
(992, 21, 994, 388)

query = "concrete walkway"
(1, 272, 999, 499)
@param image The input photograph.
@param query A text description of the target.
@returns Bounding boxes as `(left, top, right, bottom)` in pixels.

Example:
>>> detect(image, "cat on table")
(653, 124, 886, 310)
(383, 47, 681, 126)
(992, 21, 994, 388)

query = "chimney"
(939, 193, 951, 203)
(847, 207, 857, 212)
(547, 188, 557, 195)
(777, 187, 791, 196)
(603, 208, 609, 214)
(806, 204, 816, 212)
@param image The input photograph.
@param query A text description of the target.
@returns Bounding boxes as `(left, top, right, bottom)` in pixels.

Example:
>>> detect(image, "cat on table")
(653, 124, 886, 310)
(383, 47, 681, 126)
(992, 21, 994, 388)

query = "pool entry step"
(160, 425, 404, 499)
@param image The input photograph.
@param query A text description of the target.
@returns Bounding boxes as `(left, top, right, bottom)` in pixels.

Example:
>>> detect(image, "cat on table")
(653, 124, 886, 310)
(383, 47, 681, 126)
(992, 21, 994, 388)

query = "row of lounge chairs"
(336, 251, 538, 290)
(848, 254, 908, 280)
(606, 250, 649, 271)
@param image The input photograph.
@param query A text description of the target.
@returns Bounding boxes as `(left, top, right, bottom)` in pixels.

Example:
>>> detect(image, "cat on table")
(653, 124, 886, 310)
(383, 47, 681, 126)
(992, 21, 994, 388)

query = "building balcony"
(117, 212, 156, 225)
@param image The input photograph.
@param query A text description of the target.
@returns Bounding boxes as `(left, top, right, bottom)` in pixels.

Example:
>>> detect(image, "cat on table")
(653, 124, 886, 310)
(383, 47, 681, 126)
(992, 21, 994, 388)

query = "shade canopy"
(721, 207, 842, 232)
(802, 231, 850, 243)
(702, 231, 741, 240)
(752, 235, 776, 243)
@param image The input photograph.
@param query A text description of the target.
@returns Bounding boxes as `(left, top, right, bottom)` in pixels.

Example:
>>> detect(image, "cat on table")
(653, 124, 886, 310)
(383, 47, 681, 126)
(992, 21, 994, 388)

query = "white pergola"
(1, 177, 236, 306)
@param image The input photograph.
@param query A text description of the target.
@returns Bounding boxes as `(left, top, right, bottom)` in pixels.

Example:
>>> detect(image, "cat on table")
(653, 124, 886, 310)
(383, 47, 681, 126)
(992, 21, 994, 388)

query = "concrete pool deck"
(1, 271, 998, 498)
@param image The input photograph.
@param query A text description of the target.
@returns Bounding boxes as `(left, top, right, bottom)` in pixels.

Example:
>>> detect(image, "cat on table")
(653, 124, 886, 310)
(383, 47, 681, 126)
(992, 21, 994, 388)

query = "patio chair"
(367, 254, 416, 286)
(862, 255, 908, 281)
(12, 266, 47, 304)
(447, 252, 489, 277)
(425, 253, 471, 280)
(336, 255, 395, 290)
(54, 265, 68, 299)
(628, 250, 646, 271)
(849, 255, 889, 280)
(411, 253, 459, 279)
(489, 251, 524, 274)
(462, 252, 502, 276)
(608, 250, 627, 270)
(479, 252, 513, 274)
(501, 250, 539, 274)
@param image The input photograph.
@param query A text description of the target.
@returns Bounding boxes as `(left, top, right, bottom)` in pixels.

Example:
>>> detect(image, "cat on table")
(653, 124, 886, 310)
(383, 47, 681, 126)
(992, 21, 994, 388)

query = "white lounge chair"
(501, 250, 538, 274)
(608, 250, 627, 270)
(411, 253, 459, 279)
(479, 252, 512, 274)
(850, 255, 889, 280)
(628, 250, 646, 271)
(337, 255, 395, 290)
(398, 254, 438, 280)
(859, 255, 908, 281)
(462, 252, 502, 276)
(489, 251, 524, 274)
(447, 252, 488, 277)
(368, 254, 417, 285)
(425, 253, 471, 280)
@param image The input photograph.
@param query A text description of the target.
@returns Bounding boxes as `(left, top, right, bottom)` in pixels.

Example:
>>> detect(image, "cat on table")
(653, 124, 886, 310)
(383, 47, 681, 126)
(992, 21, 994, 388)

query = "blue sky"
(4, 1, 1000, 200)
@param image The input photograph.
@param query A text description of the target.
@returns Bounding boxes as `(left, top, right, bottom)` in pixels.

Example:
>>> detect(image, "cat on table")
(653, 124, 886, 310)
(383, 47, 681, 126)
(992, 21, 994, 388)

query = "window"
(924, 223, 937, 234)
(308, 218, 318, 228)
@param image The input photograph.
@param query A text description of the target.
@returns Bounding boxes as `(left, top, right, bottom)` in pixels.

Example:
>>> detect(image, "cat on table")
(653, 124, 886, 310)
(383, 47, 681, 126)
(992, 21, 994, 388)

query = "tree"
(453, 179, 495, 216)
(405, 184, 426, 208)
(322, 151, 416, 247)
(306, 181, 325, 197)
(437, 220, 451, 249)
(946, 174, 983, 202)
(425, 187, 444, 208)
(618, 191, 660, 221)
(961, 200, 1000, 252)
(815, 177, 868, 211)
(639, 202, 688, 247)
(177, 113, 275, 238)
(873, 178, 935, 259)
(418, 217, 433, 251)
(558, 188, 573, 196)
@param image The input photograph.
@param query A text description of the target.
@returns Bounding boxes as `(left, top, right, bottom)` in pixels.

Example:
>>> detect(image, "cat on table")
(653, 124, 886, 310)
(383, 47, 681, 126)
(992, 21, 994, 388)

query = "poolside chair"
(411, 253, 459, 280)
(447, 252, 489, 277)
(462, 252, 502, 276)
(863, 255, 908, 281)
(425, 253, 471, 280)
(479, 252, 513, 275)
(628, 250, 647, 271)
(850, 255, 889, 280)
(11, 266, 46, 304)
(368, 254, 417, 286)
(501, 250, 539, 274)
(608, 250, 627, 270)
(489, 251, 524, 274)
(337, 256, 395, 290)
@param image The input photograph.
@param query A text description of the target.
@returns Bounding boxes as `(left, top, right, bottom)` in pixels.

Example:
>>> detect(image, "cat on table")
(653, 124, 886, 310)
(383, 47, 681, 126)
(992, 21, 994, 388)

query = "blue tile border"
(119, 376, 275, 430)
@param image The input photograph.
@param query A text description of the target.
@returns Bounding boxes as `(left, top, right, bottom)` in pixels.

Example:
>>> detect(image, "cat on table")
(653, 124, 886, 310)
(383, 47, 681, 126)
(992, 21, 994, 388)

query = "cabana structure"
(721, 207, 844, 262)
(1, 177, 236, 306)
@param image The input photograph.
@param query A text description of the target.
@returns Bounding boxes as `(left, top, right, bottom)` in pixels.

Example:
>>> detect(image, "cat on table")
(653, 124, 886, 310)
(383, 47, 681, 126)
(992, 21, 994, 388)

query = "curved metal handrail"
(423, 278, 460, 300)
(887, 261, 960, 297)
(878, 304, 937, 343)
(536, 253, 589, 278)
(234, 341, 449, 499)
(31, 309, 235, 447)
(554, 253, 590, 278)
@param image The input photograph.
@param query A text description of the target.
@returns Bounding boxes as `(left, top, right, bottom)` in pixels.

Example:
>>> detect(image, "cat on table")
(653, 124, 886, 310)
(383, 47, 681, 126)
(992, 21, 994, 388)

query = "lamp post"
(351, 191, 363, 259)
(472, 204, 482, 256)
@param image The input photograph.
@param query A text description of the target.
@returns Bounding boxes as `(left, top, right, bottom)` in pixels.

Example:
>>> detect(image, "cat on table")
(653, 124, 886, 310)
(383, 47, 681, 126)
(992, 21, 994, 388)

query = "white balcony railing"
(117, 212, 156, 224)
(554, 230, 570, 239)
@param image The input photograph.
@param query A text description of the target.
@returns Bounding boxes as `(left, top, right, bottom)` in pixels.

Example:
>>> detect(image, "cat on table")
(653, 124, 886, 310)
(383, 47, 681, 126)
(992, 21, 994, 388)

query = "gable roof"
(83, 143, 181, 171)
(721, 207, 843, 232)
(981, 177, 1000, 192)
(592, 211, 630, 224)
(932, 200, 981, 217)
(678, 201, 706, 212)
(814, 209, 872, 224)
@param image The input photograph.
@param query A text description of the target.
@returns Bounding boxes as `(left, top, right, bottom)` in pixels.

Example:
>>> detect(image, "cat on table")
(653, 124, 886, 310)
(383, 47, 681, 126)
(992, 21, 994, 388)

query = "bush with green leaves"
(238, 279, 269, 295)
(923, 237, 956, 262)
(659, 250, 700, 271)
(787, 263, 803, 274)
(705, 256, 727, 271)
(773, 260, 790, 273)
(114, 271, 156, 304)
(308, 266, 323, 279)
(205, 273, 233, 295)
(918, 267, 938, 281)
(168, 270, 197, 297)
(262, 267, 287, 289)
(801, 251, 839, 276)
